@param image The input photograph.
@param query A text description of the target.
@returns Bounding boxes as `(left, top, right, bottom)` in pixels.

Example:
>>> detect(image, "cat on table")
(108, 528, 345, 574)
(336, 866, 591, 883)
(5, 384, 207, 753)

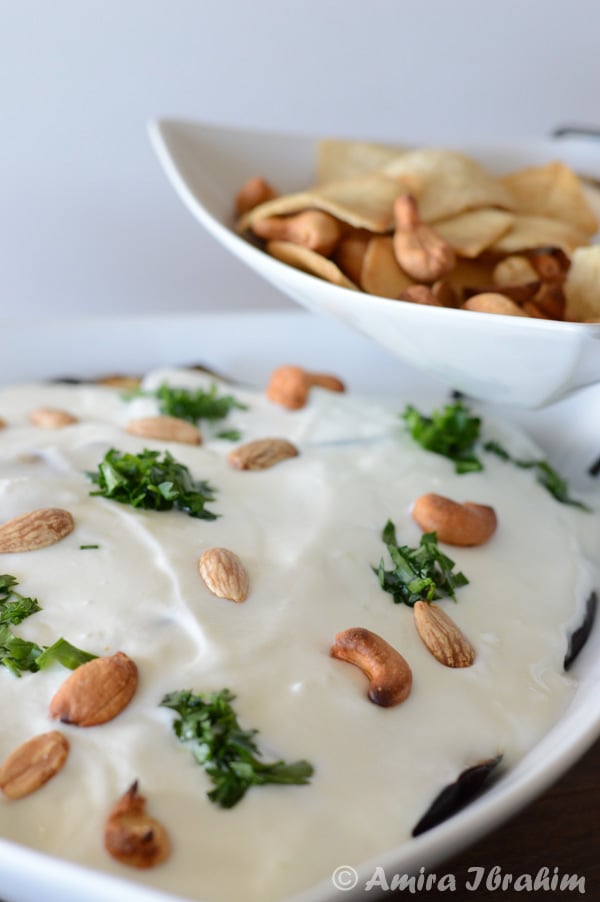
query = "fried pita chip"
(432, 209, 514, 258)
(360, 236, 414, 297)
(333, 230, 371, 284)
(488, 214, 588, 256)
(564, 245, 600, 321)
(317, 139, 406, 185)
(445, 257, 498, 296)
(501, 162, 598, 236)
(237, 171, 413, 234)
(381, 149, 516, 222)
(265, 240, 358, 290)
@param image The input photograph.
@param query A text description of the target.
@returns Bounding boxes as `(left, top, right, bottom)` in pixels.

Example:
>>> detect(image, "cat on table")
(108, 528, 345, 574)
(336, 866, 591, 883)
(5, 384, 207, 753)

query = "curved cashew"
(235, 176, 278, 217)
(331, 627, 412, 707)
(412, 493, 497, 546)
(393, 195, 455, 282)
(266, 364, 345, 410)
(104, 781, 170, 868)
(266, 365, 311, 409)
(252, 210, 343, 257)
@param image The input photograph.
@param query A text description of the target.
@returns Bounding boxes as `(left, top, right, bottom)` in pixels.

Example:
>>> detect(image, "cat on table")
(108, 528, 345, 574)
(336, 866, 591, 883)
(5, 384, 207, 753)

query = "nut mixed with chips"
(235, 140, 600, 322)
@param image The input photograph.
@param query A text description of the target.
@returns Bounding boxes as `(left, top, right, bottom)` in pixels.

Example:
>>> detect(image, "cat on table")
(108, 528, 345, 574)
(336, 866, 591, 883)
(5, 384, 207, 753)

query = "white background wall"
(1, 0, 599, 319)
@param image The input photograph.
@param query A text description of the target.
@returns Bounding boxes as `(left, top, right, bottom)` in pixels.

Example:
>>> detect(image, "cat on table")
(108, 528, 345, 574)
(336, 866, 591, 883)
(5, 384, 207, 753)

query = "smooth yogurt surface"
(0, 368, 595, 902)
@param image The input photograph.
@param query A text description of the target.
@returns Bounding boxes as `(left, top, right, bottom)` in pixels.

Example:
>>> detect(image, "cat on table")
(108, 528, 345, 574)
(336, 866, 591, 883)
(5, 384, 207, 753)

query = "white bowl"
(148, 118, 600, 409)
(0, 311, 598, 902)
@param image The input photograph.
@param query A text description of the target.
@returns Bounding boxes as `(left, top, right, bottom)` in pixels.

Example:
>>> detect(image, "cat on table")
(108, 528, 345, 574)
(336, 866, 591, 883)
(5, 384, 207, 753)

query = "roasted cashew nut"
(252, 210, 342, 257)
(412, 493, 497, 547)
(331, 627, 412, 707)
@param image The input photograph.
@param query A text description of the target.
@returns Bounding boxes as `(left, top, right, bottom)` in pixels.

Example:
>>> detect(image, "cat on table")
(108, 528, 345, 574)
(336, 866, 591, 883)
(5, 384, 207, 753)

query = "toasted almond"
(126, 416, 202, 445)
(228, 437, 299, 471)
(0, 417, 6, 430)
(198, 547, 249, 602)
(49, 652, 138, 727)
(413, 601, 475, 668)
(0, 508, 75, 553)
(0, 731, 69, 800)
(105, 780, 170, 869)
(28, 407, 78, 428)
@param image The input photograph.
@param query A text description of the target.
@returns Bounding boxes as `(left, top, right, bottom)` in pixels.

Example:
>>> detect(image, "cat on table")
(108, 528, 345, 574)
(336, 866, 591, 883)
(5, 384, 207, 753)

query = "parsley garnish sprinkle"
(87, 448, 218, 520)
(0, 574, 41, 625)
(161, 688, 314, 809)
(374, 521, 469, 607)
(402, 401, 483, 473)
(484, 440, 590, 511)
(125, 382, 247, 424)
(0, 575, 96, 676)
(80, 544, 99, 550)
(215, 429, 242, 442)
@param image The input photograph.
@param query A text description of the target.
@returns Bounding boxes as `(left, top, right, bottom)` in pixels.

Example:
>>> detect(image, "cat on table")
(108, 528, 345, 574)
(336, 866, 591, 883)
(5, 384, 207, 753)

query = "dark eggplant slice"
(412, 755, 503, 837)
(564, 592, 598, 671)
(588, 455, 600, 477)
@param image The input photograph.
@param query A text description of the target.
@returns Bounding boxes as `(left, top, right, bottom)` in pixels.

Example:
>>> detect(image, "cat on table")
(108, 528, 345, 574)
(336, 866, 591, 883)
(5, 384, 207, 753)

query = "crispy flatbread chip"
(501, 162, 598, 236)
(381, 149, 516, 222)
(237, 171, 413, 234)
(333, 230, 371, 284)
(432, 209, 514, 258)
(444, 257, 497, 296)
(360, 236, 414, 297)
(564, 246, 600, 321)
(317, 139, 406, 185)
(265, 240, 358, 290)
(488, 214, 588, 256)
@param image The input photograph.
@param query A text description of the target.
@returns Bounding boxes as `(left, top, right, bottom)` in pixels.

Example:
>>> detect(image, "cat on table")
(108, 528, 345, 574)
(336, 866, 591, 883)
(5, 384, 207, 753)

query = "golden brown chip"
(462, 293, 528, 317)
(237, 171, 413, 234)
(492, 255, 539, 287)
(445, 257, 498, 296)
(564, 246, 600, 321)
(381, 149, 516, 222)
(360, 236, 414, 297)
(488, 214, 588, 256)
(332, 230, 371, 283)
(317, 139, 406, 185)
(265, 240, 358, 290)
(501, 162, 598, 236)
(432, 209, 514, 258)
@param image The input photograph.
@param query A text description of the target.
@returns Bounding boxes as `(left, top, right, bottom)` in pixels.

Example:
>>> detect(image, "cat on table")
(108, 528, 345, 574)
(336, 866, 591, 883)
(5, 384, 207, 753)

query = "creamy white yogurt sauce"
(0, 369, 596, 902)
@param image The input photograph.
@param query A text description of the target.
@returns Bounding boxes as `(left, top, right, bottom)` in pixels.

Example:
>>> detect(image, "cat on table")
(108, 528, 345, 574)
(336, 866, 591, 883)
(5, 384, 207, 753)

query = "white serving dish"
(148, 118, 600, 409)
(0, 311, 598, 902)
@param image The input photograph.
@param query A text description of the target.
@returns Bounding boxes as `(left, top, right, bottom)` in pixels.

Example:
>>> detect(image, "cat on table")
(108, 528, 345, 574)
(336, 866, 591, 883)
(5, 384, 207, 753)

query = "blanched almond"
(126, 416, 201, 445)
(414, 601, 475, 668)
(28, 407, 78, 428)
(228, 437, 299, 470)
(198, 547, 249, 602)
(0, 508, 75, 553)
(49, 651, 138, 727)
(0, 731, 69, 799)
